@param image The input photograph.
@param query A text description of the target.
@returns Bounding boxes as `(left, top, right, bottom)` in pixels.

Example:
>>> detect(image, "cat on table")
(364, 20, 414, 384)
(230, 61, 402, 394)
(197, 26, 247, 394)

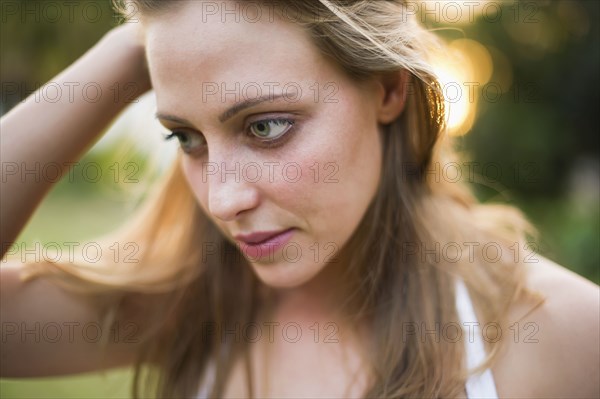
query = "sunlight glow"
(432, 39, 494, 136)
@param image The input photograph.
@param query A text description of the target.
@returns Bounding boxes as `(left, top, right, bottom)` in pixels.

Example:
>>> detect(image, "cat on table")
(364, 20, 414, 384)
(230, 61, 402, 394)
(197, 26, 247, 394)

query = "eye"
(248, 119, 294, 141)
(164, 130, 206, 154)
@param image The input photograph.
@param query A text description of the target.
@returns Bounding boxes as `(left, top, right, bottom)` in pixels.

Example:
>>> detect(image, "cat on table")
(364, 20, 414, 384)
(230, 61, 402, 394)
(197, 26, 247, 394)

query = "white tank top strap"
(454, 277, 500, 399)
(197, 360, 215, 398)
(198, 280, 499, 398)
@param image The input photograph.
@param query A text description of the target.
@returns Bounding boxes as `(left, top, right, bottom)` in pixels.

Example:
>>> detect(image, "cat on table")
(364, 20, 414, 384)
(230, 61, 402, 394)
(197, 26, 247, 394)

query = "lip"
(234, 228, 295, 259)
(234, 228, 293, 244)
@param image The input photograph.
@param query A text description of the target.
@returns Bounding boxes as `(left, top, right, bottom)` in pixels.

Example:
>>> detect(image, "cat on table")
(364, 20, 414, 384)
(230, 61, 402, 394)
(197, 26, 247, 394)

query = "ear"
(375, 69, 411, 124)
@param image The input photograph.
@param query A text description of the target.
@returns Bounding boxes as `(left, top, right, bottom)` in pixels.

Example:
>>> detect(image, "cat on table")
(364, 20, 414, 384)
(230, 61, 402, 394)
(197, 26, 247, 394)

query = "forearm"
(0, 25, 151, 255)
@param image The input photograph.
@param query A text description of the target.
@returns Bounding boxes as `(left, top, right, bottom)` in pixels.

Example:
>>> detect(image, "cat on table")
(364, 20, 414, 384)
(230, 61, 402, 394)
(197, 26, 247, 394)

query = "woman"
(1, 1, 598, 398)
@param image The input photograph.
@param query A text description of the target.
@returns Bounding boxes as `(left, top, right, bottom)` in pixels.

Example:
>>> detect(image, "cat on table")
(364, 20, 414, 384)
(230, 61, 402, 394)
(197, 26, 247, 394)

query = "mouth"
(234, 228, 296, 259)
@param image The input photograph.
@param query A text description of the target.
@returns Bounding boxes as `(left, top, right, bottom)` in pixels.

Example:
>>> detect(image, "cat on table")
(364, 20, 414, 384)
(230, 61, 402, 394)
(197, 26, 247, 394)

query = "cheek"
(277, 101, 382, 240)
(175, 92, 382, 248)
(181, 158, 210, 213)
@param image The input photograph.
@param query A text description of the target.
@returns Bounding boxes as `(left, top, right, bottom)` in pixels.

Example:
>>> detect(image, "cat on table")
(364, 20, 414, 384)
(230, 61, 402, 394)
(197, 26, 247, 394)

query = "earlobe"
(376, 69, 411, 124)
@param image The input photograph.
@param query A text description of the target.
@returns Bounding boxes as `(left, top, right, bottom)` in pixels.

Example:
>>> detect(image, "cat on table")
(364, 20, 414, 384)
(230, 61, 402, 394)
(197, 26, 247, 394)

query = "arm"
(0, 24, 155, 377)
(0, 24, 151, 256)
(0, 262, 156, 377)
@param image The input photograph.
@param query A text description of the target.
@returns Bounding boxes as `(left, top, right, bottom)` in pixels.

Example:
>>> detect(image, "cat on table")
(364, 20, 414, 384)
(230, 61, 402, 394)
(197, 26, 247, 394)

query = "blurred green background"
(1, 0, 598, 397)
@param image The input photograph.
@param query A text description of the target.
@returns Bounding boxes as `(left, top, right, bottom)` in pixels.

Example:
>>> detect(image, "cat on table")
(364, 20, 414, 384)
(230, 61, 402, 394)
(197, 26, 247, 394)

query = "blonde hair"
(17, 1, 544, 397)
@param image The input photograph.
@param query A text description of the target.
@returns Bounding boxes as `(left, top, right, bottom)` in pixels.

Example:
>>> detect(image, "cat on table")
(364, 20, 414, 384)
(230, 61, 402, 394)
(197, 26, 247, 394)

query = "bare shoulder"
(493, 255, 600, 398)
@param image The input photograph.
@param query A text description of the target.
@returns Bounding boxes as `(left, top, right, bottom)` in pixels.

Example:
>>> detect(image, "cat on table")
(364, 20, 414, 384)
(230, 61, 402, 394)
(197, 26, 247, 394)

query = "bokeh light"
(432, 38, 493, 136)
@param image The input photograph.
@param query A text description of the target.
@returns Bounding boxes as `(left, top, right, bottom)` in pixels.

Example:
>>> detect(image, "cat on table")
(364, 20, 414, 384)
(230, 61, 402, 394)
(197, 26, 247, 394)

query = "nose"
(206, 160, 261, 222)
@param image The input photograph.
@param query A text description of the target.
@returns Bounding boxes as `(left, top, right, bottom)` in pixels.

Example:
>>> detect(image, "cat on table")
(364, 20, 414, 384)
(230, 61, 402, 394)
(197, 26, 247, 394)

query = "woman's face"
(146, 2, 386, 288)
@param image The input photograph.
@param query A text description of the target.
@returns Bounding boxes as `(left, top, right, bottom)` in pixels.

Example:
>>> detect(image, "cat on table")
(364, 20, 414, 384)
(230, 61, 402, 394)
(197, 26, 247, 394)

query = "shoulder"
(492, 255, 599, 398)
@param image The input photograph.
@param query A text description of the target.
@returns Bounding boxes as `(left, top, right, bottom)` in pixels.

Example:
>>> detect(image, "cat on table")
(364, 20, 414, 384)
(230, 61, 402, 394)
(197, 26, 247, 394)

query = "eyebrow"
(155, 93, 290, 126)
(155, 114, 193, 126)
(218, 94, 288, 123)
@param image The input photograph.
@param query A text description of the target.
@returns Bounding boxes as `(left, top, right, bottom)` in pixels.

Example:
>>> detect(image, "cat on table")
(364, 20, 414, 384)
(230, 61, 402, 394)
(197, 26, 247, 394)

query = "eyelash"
(163, 117, 296, 155)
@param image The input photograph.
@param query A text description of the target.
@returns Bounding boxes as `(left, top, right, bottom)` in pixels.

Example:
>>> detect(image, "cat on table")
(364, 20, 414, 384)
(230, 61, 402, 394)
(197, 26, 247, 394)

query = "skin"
(0, 2, 596, 397)
(145, 5, 406, 394)
(143, 4, 600, 397)
(146, 2, 401, 293)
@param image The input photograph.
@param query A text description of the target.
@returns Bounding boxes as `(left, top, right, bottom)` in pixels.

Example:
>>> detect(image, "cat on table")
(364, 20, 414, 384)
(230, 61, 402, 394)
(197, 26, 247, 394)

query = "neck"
(261, 258, 359, 329)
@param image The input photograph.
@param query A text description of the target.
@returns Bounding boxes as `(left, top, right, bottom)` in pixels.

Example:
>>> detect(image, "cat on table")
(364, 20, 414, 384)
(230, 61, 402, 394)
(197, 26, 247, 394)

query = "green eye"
(164, 130, 206, 154)
(249, 119, 294, 140)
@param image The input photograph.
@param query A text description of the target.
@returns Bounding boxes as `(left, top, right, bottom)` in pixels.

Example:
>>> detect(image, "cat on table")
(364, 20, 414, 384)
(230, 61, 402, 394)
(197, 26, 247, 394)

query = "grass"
(0, 369, 133, 399)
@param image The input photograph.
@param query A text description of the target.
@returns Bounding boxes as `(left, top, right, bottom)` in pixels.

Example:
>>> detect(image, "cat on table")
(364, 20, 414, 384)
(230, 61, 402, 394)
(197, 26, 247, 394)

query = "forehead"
(144, 1, 338, 114)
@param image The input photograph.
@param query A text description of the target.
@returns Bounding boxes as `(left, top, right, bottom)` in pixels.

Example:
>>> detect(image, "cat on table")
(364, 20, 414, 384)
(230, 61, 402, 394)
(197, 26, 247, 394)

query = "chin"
(250, 261, 323, 289)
